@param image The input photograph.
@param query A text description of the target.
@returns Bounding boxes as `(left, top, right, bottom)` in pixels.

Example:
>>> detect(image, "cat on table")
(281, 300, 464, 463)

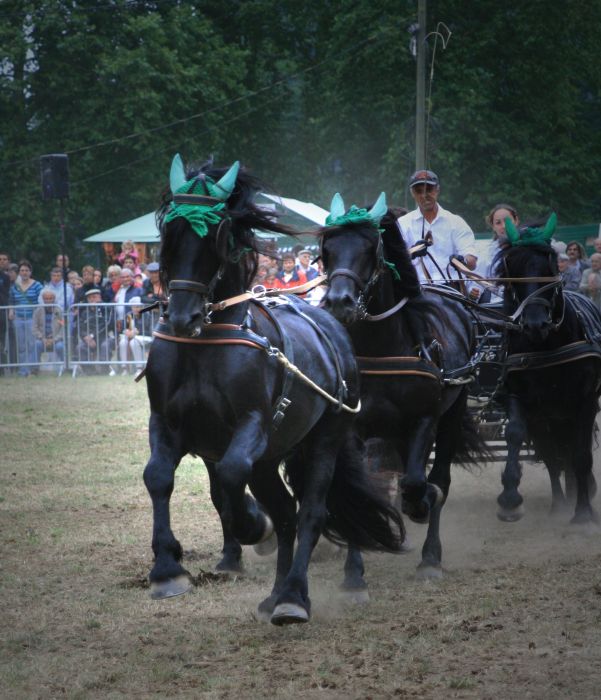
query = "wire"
(424, 22, 452, 169)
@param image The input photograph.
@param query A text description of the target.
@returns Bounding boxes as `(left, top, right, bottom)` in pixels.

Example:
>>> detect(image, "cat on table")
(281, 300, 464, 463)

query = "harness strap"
(328, 268, 366, 291)
(505, 340, 601, 373)
(356, 355, 442, 381)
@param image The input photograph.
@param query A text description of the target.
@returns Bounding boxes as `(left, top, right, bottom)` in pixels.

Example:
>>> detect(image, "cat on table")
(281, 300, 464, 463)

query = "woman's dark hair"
(486, 203, 519, 228)
(18, 259, 32, 272)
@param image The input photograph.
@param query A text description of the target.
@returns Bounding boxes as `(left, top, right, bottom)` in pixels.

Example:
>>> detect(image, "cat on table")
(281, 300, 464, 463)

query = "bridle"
(322, 227, 387, 320)
(503, 253, 565, 331)
(165, 198, 233, 328)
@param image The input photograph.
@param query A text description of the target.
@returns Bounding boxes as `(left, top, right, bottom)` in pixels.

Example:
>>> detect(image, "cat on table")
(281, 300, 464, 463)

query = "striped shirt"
(10, 281, 44, 319)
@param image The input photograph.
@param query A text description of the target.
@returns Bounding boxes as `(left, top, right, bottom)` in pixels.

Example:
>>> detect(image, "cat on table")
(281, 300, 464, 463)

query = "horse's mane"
(156, 160, 301, 288)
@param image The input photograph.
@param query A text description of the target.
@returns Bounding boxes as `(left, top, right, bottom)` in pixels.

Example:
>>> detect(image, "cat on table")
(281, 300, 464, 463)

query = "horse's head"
(496, 213, 563, 343)
(321, 193, 388, 325)
(157, 155, 243, 337)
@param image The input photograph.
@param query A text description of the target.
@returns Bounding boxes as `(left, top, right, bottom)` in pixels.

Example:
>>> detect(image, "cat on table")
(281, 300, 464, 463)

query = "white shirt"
(397, 204, 477, 283)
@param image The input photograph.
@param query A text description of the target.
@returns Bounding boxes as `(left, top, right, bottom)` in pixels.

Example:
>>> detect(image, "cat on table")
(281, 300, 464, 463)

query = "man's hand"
(411, 240, 429, 259)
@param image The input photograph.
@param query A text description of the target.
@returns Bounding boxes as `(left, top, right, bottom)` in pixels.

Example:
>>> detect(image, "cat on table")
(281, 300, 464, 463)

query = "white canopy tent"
(83, 194, 328, 245)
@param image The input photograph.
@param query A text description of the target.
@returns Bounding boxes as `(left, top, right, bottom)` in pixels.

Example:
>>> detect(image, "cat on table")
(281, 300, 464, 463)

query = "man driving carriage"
(397, 169, 478, 284)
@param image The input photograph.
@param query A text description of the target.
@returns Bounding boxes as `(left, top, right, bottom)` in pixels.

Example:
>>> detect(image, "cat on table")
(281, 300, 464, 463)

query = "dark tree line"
(1, 0, 600, 268)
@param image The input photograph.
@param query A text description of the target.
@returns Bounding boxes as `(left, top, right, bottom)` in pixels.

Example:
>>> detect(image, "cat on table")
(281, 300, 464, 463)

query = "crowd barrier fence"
(0, 303, 158, 378)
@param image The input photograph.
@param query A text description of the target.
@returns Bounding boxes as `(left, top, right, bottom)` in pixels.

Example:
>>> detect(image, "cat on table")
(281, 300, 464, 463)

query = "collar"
(410, 203, 446, 226)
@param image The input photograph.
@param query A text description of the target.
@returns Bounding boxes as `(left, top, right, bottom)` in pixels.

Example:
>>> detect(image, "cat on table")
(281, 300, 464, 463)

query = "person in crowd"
(296, 249, 319, 281)
(102, 264, 122, 302)
(118, 296, 151, 375)
(0, 252, 11, 370)
(114, 268, 140, 332)
(74, 265, 100, 303)
(94, 269, 103, 287)
(272, 253, 307, 289)
(5, 263, 19, 367)
(141, 262, 165, 304)
(264, 267, 278, 288)
(8, 260, 44, 376)
(77, 288, 115, 373)
(557, 253, 581, 291)
(397, 169, 477, 283)
(565, 240, 590, 288)
(305, 259, 327, 306)
(592, 238, 601, 255)
(71, 276, 83, 295)
(32, 288, 64, 365)
(39, 266, 74, 310)
(121, 254, 143, 280)
(468, 203, 520, 303)
(579, 253, 601, 309)
(55, 254, 71, 280)
(251, 264, 269, 287)
(116, 240, 139, 266)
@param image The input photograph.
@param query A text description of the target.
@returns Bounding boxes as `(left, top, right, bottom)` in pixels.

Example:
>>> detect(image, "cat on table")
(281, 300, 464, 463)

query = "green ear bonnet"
(505, 212, 557, 247)
(165, 154, 240, 238)
(325, 192, 400, 280)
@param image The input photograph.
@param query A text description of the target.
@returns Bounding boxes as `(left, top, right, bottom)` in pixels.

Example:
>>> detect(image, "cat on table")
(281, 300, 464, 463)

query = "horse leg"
(569, 405, 598, 524)
(340, 546, 369, 603)
(416, 394, 465, 579)
(248, 461, 298, 621)
(143, 412, 190, 599)
(399, 416, 440, 524)
(270, 418, 344, 625)
(214, 410, 273, 546)
(497, 395, 526, 522)
(205, 460, 243, 574)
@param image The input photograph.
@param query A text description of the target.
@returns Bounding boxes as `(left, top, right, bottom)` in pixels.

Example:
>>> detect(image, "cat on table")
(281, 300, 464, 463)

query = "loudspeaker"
(40, 154, 69, 200)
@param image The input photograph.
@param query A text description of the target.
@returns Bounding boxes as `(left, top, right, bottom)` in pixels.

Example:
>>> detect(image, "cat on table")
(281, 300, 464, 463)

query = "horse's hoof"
(149, 575, 192, 600)
(339, 587, 370, 605)
(570, 509, 598, 525)
(253, 531, 277, 557)
(416, 564, 443, 581)
(497, 505, 524, 522)
(215, 561, 243, 575)
(428, 483, 444, 508)
(253, 514, 276, 556)
(270, 603, 310, 625)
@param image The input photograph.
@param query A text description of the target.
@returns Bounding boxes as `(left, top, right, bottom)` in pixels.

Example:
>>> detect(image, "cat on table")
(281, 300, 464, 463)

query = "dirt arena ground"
(1, 377, 601, 699)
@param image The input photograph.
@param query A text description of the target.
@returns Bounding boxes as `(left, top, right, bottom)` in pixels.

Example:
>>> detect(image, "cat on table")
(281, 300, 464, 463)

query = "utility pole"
(415, 0, 426, 170)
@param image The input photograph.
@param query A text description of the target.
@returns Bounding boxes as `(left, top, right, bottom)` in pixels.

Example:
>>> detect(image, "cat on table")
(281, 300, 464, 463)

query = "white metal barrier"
(0, 303, 158, 377)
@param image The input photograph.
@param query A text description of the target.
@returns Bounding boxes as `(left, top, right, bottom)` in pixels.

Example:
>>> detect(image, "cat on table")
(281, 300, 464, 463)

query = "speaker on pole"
(40, 154, 69, 200)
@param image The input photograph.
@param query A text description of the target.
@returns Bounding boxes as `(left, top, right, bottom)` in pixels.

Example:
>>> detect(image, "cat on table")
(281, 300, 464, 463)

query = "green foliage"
(0, 0, 600, 269)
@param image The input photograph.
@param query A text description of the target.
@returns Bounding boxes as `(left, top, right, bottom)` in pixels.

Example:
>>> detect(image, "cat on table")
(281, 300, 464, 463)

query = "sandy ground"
(2, 378, 601, 698)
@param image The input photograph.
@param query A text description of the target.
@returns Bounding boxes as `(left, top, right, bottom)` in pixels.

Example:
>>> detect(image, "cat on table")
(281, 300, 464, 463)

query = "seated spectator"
(558, 253, 581, 291)
(114, 268, 140, 331)
(77, 288, 115, 373)
(33, 288, 64, 365)
(296, 249, 319, 281)
(118, 296, 151, 375)
(579, 253, 601, 310)
(102, 264, 122, 302)
(40, 266, 74, 310)
(272, 253, 307, 290)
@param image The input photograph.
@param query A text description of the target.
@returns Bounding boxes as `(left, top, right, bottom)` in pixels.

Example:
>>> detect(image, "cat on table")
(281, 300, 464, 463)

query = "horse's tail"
(446, 389, 493, 469)
(314, 433, 405, 552)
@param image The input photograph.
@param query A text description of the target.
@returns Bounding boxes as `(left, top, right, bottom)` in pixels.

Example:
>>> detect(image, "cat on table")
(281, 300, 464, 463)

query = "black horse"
(321, 193, 485, 577)
(493, 214, 601, 523)
(143, 156, 404, 625)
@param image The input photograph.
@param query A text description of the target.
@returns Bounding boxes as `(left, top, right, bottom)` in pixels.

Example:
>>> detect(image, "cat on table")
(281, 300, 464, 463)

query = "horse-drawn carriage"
(140, 155, 601, 624)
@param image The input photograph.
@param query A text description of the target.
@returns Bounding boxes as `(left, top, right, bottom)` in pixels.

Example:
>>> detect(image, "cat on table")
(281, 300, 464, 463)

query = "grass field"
(2, 376, 601, 699)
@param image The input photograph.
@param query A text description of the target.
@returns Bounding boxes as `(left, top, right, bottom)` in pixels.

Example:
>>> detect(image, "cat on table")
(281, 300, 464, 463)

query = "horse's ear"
(505, 217, 520, 245)
(212, 161, 240, 201)
(542, 212, 557, 241)
(368, 192, 387, 224)
(170, 154, 187, 194)
(329, 193, 346, 221)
